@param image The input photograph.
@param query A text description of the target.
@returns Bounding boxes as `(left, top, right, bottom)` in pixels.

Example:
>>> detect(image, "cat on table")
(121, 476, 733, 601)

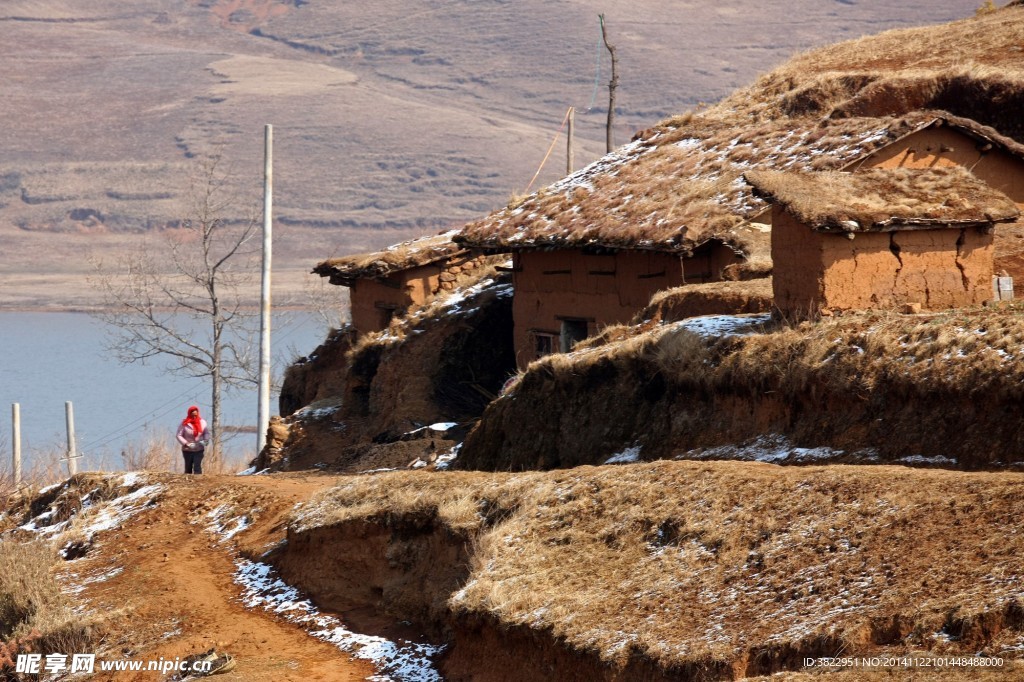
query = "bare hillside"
(0, 0, 975, 307)
(3, 463, 1022, 681)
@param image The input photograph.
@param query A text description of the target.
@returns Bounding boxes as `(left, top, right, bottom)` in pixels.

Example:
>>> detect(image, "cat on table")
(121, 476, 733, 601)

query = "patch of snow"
(297, 403, 341, 420)
(38, 481, 64, 495)
(673, 313, 771, 339)
(235, 560, 445, 682)
(402, 422, 459, 438)
(64, 565, 125, 595)
(120, 472, 145, 488)
(74, 484, 164, 538)
(206, 505, 253, 542)
(435, 443, 461, 471)
(12, 478, 164, 556)
(680, 434, 872, 465)
(605, 446, 642, 465)
(895, 454, 959, 467)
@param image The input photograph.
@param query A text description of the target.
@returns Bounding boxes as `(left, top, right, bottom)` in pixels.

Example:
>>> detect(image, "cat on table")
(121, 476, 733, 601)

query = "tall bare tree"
(599, 14, 619, 154)
(92, 157, 261, 464)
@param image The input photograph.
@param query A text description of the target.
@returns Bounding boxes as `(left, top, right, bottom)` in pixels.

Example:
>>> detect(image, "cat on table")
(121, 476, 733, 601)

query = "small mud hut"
(747, 167, 1020, 317)
(313, 230, 496, 335)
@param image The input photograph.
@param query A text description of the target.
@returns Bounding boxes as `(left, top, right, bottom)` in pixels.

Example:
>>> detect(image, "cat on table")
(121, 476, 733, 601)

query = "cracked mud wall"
(862, 126, 1024, 285)
(773, 208, 994, 317)
(819, 227, 993, 312)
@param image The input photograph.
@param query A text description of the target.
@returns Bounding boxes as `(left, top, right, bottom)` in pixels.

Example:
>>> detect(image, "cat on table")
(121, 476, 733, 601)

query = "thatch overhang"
(745, 166, 1020, 233)
(313, 230, 465, 286)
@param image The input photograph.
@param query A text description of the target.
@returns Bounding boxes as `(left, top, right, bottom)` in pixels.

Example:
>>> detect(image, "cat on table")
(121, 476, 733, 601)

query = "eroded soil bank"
(459, 305, 1024, 472)
(274, 462, 1024, 681)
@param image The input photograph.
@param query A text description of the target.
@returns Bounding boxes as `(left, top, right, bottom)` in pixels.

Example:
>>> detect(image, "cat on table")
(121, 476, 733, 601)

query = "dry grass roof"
(456, 4, 1024, 258)
(313, 229, 464, 284)
(746, 166, 1021, 232)
(457, 112, 1011, 256)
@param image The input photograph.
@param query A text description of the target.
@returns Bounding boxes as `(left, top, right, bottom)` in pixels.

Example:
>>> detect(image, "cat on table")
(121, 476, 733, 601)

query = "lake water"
(0, 311, 330, 473)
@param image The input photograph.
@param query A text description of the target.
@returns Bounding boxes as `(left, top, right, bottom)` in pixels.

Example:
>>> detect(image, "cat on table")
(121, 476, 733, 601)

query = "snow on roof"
(456, 111, 1024, 258)
(313, 230, 465, 284)
(456, 113, 948, 257)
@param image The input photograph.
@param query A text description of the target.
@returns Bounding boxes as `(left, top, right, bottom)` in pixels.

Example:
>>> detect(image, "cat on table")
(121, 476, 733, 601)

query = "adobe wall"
(349, 254, 496, 335)
(774, 203, 995, 317)
(512, 250, 684, 368)
(860, 127, 1024, 204)
(350, 276, 419, 335)
(770, 209, 825, 317)
(861, 127, 1024, 283)
(682, 242, 742, 284)
(820, 228, 993, 312)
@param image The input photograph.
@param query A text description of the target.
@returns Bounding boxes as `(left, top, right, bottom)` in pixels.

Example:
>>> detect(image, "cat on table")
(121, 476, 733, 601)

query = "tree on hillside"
(91, 156, 261, 466)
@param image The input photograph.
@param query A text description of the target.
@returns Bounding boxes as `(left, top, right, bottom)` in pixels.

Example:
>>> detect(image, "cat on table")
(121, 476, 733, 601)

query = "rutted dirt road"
(48, 472, 379, 681)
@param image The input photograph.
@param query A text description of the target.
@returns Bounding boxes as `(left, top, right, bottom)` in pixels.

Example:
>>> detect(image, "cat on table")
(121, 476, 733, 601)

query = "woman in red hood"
(176, 405, 210, 474)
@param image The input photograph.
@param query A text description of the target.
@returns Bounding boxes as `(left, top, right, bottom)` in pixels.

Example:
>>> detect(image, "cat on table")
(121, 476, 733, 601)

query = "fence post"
(12, 403, 20, 487)
(65, 401, 78, 476)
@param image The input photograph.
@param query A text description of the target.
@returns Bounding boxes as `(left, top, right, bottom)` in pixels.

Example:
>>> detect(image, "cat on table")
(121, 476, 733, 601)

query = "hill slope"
(0, 0, 976, 307)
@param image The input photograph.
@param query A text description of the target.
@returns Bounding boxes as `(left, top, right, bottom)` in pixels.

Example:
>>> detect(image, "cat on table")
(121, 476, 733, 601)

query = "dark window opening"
(534, 332, 556, 358)
(560, 319, 589, 353)
(375, 305, 397, 329)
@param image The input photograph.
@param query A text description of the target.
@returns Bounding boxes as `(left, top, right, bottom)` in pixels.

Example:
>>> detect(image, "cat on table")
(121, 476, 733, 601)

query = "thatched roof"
(745, 166, 1020, 232)
(314, 230, 464, 285)
(456, 109, 1024, 258)
(458, 111, 1023, 257)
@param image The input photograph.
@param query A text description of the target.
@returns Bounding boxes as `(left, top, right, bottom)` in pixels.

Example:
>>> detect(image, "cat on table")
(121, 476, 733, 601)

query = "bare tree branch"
(89, 153, 262, 465)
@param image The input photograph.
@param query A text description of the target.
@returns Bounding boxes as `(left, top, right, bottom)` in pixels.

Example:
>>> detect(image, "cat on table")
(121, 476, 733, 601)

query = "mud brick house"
(746, 167, 1020, 317)
(455, 110, 1024, 366)
(313, 231, 497, 335)
(460, 238, 743, 369)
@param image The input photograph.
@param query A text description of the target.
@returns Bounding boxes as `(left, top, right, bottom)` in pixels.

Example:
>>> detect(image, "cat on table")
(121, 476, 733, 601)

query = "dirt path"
(59, 473, 377, 681)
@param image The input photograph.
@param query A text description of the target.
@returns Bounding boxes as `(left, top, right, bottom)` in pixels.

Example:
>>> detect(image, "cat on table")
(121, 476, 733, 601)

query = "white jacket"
(176, 419, 210, 452)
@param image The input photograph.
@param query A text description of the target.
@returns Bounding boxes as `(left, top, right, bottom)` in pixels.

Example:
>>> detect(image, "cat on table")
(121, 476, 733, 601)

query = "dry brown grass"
(312, 230, 465, 283)
(746, 167, 1020, 231)
(0, 542, 101, 670)
(300, 460, 1024, 674)
(458, 4, 1024, 266)
(457, 111, 944, 261)
(527, 300, 1024, 403)
(715, 5, 1024, 126)
(119, 433, 180, 472)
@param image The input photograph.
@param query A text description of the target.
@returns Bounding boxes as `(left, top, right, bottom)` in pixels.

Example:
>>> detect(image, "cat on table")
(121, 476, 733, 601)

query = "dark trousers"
(183, 450, 205, 474)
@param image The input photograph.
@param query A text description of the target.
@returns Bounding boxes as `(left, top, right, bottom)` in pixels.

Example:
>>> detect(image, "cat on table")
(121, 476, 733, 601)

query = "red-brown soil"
(39, 473, 374, 681)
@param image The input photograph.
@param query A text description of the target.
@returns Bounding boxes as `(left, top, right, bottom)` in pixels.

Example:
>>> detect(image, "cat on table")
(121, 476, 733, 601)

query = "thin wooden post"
(599, 14, 618, 153)
(567, 106, 575, 175)
(65, 401, 78, 476)
(12, 403, 21, 487)
(257, 124, 273, 454)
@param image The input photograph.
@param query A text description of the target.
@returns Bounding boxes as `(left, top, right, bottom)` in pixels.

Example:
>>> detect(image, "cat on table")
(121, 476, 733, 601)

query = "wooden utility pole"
(599, 14, 619, 154)
(12, 403, 20, 487)
(65, 401, 78, 476)
(257, 124, 273, 455)
(567, 106, 575, 174)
